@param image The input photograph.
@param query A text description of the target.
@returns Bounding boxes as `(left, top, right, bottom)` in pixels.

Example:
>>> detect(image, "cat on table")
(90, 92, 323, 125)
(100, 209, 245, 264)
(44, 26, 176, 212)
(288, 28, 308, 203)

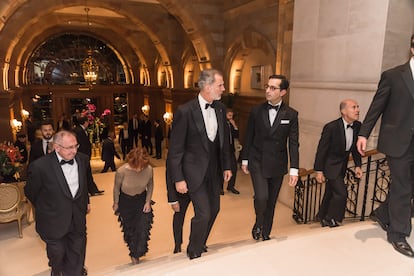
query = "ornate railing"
(293, 150, 390, 224)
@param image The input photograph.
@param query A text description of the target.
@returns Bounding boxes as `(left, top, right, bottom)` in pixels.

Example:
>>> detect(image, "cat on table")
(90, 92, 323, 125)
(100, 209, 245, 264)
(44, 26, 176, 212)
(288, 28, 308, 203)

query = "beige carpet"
(1, 160, 413, 276)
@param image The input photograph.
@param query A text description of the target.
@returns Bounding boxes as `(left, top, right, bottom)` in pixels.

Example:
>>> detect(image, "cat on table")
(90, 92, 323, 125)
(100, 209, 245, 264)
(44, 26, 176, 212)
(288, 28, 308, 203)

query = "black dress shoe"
(252, 226, 262, 240)
(227, 187, 240, 194)
(173, 244, 181, 254)
(187, 251, 201, 260)
(81, 267, 88, 275)
(369, 211, 389, 231)
(321, 218, 340, 228)
(262, 234, 271, 241)
(202, 245, 208, 252)
(390, 240, 414, 257)
(220, 190, 224, 195)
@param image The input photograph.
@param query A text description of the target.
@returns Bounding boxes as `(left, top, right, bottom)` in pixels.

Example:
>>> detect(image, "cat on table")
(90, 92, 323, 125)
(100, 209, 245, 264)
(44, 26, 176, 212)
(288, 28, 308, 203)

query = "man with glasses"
(25, 130, 92, 275)
(240, 74, 299, 241)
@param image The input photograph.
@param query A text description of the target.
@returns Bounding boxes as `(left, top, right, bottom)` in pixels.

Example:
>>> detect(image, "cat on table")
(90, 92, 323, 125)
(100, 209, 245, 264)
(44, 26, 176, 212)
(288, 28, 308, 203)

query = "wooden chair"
(0, 183, 31, 238)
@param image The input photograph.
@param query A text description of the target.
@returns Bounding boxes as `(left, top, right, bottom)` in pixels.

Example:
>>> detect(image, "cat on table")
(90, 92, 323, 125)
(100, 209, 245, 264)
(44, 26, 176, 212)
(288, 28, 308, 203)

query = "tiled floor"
(1, 156, 414, 275)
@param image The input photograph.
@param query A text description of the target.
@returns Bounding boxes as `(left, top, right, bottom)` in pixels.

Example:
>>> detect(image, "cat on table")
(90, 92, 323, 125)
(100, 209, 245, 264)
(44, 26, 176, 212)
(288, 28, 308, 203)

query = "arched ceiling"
(0, 0, 223, 90)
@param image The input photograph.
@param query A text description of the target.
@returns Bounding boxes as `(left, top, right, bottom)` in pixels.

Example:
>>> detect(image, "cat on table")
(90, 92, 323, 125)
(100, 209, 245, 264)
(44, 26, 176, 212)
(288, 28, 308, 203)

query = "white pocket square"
(280, 120, 290, 124)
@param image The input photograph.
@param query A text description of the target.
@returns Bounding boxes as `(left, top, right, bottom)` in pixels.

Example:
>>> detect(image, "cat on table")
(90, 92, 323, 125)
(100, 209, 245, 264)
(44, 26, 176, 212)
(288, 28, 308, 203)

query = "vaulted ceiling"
(0, 0, 229, 90)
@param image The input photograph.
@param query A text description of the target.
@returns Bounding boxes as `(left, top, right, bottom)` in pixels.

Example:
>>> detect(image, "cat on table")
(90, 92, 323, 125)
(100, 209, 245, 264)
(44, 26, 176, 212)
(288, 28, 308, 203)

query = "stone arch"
(224, 28, 276, 94)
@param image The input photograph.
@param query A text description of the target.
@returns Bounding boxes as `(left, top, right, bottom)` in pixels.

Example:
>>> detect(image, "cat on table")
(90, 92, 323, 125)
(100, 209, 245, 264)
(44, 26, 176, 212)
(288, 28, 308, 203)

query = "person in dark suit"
(314, 99, 362, 228)
(73, 116, 104, 196)
(28, 120, 54, 164)
(140, 115, 153, 155)
(118, 122, 132, 160)
(25, 130, 91, 275)
(240, 74, 299, 241)
(56, 113, 71, 131)
(25, 115, 37, 145)
(166, 69, 232, 260)
(166, 159, 191, 254)
(356, 34, 414, 258)
(128, 113, 140, 148)
(154, 119, 164, 159)
(221, 109, 240, 195)
(101, 131, 120, 173)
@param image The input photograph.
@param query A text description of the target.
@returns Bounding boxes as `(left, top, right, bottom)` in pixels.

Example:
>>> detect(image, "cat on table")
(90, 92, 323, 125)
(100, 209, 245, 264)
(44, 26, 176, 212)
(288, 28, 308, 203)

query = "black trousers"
(120, 139, 131, 159)
(173, 193, 191, 246)
(318, 177, 347, 222)
(101, 160, 116, 173)
(44, 225, 86, 275)
(222, 153, 237, 190)
(375, 139, 414, 242)
(249, 159, 284, 237)
(155, 139, 162, 158)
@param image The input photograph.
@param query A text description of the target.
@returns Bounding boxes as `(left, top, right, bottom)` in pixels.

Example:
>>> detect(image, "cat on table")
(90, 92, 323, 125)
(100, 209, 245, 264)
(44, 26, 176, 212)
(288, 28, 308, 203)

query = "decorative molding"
(291, 81, 377, 92)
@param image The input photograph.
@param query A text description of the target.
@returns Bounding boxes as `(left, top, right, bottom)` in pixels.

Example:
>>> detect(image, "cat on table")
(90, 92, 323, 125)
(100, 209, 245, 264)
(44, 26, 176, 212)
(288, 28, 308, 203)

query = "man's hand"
(87, 204, 91, 214)
(315, 172, 325, 183)
(355, 167, 363, 179)
(175, 181, 188, 194)
(143, 202, 152, 213)
(223, 170, 232, 182)
(289, 175, 298, 187)
(356, 136, 367, 156)
(241, 164, 249, 174)
(171, 202, 180, 212)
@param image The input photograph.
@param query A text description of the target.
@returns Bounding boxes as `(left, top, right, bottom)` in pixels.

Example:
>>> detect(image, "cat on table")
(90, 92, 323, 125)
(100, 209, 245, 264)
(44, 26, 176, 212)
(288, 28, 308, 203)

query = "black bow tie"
(347, 124, 354, 129)
(205, 102, 215, 109)
(60, 159, 74, 165)
(267, 104, 279, 111)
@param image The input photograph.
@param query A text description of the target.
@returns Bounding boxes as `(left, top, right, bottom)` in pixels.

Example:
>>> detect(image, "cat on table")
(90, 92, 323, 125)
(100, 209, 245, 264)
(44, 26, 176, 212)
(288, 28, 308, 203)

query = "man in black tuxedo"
(241, 74, 299, 241)
(141, 115, 153, 155)
(221, 109, 240, 194)
(28, 120, 54, 164)
(73, 116, 104, 196)
(167, 69, 232, 260)
(357, 34, 414, 257)
(128, 113, 140, 148)
(314, 99, 362, 227)
(25, 130, 91, 275)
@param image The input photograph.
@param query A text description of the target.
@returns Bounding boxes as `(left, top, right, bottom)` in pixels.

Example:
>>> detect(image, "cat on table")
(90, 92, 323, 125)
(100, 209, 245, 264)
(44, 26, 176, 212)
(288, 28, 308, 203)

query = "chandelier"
(82, 49, 98, 83)
(81, 7, 99, 84)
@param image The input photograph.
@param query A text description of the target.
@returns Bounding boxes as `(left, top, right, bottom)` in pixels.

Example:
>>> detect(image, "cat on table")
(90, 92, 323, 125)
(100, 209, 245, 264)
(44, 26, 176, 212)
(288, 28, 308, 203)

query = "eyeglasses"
(56, 143, 80, 150)
(264, 84, 281, 91)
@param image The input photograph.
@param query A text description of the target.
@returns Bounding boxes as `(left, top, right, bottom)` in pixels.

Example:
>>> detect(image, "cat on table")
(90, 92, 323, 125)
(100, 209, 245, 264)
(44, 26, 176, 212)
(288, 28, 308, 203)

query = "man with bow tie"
(314, 99, 362, 228)
(241, 74, 299, 241)
(166, 69, 232, 260)
(25, 130, 92, 275)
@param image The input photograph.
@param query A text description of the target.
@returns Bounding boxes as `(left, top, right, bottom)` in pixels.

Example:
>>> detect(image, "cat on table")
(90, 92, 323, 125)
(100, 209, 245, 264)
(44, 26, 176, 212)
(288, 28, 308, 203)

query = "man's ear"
(280, 89, 287, 97)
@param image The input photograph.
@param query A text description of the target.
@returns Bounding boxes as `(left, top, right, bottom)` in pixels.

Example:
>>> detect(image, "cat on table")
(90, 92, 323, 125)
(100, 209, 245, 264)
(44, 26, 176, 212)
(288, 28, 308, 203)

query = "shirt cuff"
(290, 168, 298, 176)
(169, 201, 178, 205)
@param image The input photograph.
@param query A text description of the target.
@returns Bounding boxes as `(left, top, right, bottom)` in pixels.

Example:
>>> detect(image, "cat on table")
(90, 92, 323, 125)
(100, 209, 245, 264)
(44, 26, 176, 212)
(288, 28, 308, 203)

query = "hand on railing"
(356, 136, 367, 156)
(315, 171, 325, 183)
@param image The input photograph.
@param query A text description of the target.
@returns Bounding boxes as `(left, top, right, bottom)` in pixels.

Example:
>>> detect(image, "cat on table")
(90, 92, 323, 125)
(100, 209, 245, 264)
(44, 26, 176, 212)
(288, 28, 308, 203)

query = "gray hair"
(197, 69, 222, 90)
(54, 130, 76, 145)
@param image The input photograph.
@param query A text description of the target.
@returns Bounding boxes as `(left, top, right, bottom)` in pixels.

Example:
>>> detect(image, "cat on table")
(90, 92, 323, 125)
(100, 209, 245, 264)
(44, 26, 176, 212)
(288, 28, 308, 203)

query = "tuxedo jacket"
(240, 102, 299, 178)
(101, 138, 120, 161)
(73, 125, 92, 158)
(314, 118, 362, 179)
(359, 61, 414, 158)
(25, 152, 90, 240)
(167, 98, 231, 192)
(29, 138, 46, 164)
(154, 125, 164, 142)
(56, 120, 71, 131)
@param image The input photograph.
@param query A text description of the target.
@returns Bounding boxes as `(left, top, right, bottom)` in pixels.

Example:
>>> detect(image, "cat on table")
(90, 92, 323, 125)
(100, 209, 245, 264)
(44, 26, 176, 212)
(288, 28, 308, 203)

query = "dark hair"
(269, 74, 289, 90)
(411, 34, 414, 48)
(77, 116, 88, 125)
(40, 120, 54, 128)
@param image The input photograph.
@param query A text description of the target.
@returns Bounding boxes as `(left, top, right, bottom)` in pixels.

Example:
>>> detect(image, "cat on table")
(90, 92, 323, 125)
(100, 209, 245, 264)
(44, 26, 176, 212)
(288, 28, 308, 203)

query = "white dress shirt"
(56, 152, 79, 198)
(198, 94, 217, 142)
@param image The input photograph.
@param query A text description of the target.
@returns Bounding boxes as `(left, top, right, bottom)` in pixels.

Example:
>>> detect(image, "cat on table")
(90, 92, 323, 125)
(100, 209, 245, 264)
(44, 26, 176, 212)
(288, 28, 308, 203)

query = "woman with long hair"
(113, 147, 154, 264)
